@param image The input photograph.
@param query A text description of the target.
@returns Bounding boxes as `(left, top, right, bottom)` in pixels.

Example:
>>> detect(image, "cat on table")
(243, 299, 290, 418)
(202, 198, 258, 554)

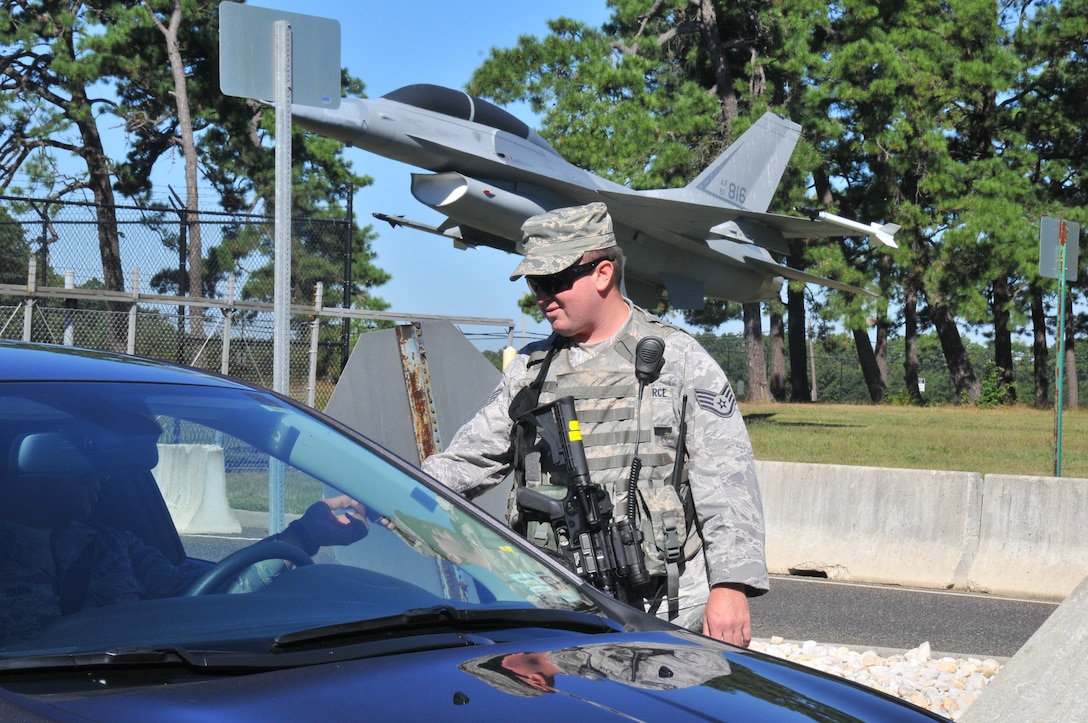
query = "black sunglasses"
(526, 259, 606, 297)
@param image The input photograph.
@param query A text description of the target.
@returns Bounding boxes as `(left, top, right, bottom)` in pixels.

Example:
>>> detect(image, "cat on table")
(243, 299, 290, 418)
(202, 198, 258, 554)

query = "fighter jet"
(292, 83, 898, 309)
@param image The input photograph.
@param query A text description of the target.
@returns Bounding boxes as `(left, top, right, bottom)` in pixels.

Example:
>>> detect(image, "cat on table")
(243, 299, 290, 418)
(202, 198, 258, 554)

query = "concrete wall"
(759, 461, 1088, 601)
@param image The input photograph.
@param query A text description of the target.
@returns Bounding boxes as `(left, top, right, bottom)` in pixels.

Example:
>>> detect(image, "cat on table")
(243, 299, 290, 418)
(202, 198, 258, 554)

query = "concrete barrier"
(757, 461, 1088, 601)
(757, 461, 982, 591)
(961, 573, 1088, 721)
(967, 474, 1088, 600)
(152, 443, 241, 535)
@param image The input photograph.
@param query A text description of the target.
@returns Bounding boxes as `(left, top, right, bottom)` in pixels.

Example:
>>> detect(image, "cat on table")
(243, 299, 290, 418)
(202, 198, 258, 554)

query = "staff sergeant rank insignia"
(695, 383, 737, 418)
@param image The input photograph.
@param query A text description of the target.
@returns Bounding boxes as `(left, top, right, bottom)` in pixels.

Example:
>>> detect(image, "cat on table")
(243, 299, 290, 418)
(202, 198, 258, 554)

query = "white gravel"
(750, 637, 1002, 720)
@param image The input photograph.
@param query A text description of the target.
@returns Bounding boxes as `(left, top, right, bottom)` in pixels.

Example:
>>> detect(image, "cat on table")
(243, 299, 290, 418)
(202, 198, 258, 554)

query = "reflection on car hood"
(5, 631, 941, 721)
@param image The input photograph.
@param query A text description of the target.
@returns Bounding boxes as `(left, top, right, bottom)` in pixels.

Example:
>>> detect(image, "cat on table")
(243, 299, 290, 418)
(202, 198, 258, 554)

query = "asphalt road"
(749, 574, 1059, 659)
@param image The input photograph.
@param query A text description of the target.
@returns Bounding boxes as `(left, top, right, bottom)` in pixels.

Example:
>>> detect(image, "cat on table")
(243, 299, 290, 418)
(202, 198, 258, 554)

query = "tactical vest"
(508, 309, 698, 595)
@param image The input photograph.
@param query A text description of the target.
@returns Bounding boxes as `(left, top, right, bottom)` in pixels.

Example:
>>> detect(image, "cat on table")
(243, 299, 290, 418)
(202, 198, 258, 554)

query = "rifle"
(514, 395, 650, 603)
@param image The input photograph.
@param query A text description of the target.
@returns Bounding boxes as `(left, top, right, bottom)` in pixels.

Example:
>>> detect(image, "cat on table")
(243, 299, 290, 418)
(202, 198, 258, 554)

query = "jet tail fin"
(680, 112, 802, 213)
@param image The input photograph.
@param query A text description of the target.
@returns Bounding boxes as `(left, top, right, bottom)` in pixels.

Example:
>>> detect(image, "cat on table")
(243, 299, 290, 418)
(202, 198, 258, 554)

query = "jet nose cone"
(292, 97, 370, 144)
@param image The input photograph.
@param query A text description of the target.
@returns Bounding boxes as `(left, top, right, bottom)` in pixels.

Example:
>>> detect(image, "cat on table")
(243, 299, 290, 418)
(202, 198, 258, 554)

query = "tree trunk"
(696, 0, 738, 139)
(874, 307, 889, 388)
(853, 328, 886, 403)
(74, 99, 126, 353)
(929, 293, 980, 404)
(1030, 282, 1050, 408)
(991, 276, 1016, 404)
(769, 310, 786, 401)
(903, 275, 923, 404)
(786, 286, 809, 401)
(743, 302, 769, 402)
(146, 0, 206, 360)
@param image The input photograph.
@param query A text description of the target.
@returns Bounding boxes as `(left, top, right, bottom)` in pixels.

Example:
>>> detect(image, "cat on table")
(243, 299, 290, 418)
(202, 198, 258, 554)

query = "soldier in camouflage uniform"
(423, 202, 767, 647)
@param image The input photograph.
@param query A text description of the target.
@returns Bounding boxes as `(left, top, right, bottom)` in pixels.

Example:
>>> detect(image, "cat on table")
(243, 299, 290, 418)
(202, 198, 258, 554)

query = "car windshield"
(0, 380, 595, 659)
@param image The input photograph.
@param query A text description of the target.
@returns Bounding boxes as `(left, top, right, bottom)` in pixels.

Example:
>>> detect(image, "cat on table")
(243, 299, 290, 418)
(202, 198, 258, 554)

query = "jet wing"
(741, 254, 877, 297)
(597, 189, 888, 256)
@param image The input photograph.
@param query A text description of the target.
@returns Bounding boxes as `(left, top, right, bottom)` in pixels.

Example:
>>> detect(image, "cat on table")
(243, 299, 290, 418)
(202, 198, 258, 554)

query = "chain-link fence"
(0, 197, 512, 410)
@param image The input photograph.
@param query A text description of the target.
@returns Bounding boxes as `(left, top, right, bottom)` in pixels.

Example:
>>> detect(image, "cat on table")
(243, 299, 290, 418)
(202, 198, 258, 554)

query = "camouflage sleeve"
(420, 350, 533, 498)
(123, 530, 207, 598)
(670, 334, 768, 595)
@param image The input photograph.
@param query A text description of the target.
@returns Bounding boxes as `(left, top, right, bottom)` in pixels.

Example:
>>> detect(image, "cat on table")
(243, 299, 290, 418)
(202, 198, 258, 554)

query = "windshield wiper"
(0, 647, 270, 674)
(0, 609, 620, 675)
(0, 644, 395, 675)
(274, 605, 621, 651)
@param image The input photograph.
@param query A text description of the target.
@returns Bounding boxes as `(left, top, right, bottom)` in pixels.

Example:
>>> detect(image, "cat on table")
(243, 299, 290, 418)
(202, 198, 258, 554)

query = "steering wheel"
(184, 539, 314, 596)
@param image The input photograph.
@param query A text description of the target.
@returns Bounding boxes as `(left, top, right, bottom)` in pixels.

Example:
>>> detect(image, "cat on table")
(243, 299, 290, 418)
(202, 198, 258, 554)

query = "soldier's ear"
(594, 260, 615, 292)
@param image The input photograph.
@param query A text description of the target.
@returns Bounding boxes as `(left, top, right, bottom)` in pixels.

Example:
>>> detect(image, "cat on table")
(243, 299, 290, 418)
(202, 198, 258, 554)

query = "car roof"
(0, 340, 251, 389)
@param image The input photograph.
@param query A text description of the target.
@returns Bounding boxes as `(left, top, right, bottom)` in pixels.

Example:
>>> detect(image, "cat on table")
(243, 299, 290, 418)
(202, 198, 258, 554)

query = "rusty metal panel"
(325, 320, 501, 467)
(395, 323, 443, 461)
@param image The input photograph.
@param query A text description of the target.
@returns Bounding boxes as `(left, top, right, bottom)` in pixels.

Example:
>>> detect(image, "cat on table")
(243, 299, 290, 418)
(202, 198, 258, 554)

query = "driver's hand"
(283, 495, 369, 554)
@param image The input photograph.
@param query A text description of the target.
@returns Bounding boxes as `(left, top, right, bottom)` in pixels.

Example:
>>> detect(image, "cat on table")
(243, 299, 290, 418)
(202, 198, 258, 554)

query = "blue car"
(0, 341, 944, 720)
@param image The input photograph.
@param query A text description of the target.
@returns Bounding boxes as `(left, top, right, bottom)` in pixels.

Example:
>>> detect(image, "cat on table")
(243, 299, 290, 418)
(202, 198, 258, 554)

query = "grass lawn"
(225, 470, 325, 516)
(742, 403, 1088, 478)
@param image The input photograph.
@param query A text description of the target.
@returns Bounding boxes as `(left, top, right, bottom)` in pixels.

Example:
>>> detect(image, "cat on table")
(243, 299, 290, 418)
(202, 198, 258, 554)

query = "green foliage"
(977, 364, 1016, 409)
(695, 327, 1062, 406)
(481, 349, 504, 371)
(465, 0, 1088, 408)
(469, 12, 721, 191)
(518, 292, 545, 323)
(693, 332, 747, 386)
(0, 2, 101, 194)
(0, 206, 31, 284)
(683, 300, 742, 332)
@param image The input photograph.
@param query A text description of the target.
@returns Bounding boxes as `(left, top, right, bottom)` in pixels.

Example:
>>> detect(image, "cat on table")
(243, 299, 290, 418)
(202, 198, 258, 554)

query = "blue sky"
(237, 0, 615, 349)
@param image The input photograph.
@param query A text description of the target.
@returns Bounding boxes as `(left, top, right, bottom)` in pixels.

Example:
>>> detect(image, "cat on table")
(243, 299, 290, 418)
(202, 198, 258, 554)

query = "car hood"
(0, 631, 941, 721)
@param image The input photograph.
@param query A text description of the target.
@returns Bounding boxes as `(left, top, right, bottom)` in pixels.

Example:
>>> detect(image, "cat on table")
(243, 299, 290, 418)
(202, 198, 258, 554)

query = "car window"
(0, 381, 593, 657)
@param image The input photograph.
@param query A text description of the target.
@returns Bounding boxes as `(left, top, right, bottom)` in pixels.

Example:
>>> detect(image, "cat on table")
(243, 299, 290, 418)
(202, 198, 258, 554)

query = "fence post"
(307, 282, 323, 408)
(341, 190, 353, 372)
(127, 267, 140, 355)
(63, 270, 75, 346)
(222, 276, 235, 376)
(23, 256, 36, 342)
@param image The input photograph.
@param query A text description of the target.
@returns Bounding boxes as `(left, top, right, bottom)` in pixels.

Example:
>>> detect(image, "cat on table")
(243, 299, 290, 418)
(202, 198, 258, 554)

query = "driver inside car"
(0, 431, 368, 646)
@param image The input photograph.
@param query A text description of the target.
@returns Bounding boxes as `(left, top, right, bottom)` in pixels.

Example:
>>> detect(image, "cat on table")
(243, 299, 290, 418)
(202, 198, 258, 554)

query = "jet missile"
(796, 207, 900, 248)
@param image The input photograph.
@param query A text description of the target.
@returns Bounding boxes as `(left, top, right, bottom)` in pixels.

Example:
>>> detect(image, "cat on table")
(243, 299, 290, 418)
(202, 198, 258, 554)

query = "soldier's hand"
(702, 583, 752, 648)
(283, 495, 369, 555)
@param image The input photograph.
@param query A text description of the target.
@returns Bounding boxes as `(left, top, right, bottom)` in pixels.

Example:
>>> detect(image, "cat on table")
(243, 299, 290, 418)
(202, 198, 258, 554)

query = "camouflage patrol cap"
(510, 202, 617, 281)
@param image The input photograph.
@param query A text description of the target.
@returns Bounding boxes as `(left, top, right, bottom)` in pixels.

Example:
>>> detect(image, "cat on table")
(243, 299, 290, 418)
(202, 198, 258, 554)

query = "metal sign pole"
(272, 19, 292, 398)
(269, 19, 293, 532)
(1039, 216, 1079, 478)
(1054, 221, 1068, 477)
